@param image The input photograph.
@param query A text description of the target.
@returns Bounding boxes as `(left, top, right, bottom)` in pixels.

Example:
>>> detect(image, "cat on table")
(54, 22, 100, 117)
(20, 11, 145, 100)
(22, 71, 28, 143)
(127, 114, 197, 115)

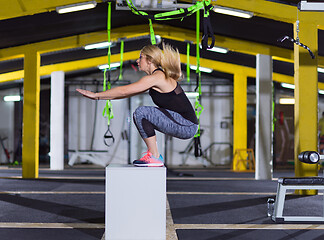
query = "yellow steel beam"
(154, 24, 294, 63)
(211, 0, 324, 28)
(180, 54, 295, 84)
(0, 24, 296, 64)
(294, 18, 318, 188)
(0, 70, 24, 83)
(212, 0, 297, 23)
(0, 51, 295, 86)
(1, 24, 324, 69)
(0, 24, 305, 63)
(40, 51, 140, 74)
(1, 0, 322, 27)
(232, 70, 248, 171)
(0, 26, 146, 60)
(0, 53, 24, 62)
(22, 50, 40, 179)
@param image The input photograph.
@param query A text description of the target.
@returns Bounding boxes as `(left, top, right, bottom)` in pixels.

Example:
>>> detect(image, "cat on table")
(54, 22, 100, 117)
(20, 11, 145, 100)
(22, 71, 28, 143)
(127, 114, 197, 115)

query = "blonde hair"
(141, 43, 182, 81)
(161, 43, 182, 81)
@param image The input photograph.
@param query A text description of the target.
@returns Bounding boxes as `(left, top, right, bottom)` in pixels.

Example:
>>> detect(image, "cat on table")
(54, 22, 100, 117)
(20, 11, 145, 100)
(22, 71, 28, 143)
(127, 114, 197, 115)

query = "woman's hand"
(76, 89, 98, 100)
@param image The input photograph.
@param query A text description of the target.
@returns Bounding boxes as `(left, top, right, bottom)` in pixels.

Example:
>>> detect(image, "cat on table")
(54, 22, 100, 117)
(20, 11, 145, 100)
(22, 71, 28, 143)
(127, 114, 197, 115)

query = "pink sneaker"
(133, 151, 164, 167)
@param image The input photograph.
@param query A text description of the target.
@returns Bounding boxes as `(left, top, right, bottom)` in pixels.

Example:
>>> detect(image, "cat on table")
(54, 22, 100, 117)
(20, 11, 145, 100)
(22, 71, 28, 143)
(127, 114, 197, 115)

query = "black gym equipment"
(298, 150, 321, 164)
(269, 150, 324, 223)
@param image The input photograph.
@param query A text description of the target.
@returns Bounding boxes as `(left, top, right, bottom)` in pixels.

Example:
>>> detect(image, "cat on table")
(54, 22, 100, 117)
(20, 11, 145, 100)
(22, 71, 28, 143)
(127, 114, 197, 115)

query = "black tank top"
(149, 81, 198, 124)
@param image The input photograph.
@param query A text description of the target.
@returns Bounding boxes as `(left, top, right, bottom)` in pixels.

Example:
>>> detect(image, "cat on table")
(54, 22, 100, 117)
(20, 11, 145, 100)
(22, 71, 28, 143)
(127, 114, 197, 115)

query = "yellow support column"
(22, 49, 40, 178)
(294, 18, 318, 188)
(233, 71, 247, 171)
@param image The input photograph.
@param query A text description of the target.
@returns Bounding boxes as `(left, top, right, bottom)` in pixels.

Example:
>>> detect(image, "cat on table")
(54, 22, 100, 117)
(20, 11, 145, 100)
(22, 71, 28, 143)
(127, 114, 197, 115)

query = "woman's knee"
(176, 125, 198, 139)
(133, 106, 154, 120)
(133, 106, 144, 122)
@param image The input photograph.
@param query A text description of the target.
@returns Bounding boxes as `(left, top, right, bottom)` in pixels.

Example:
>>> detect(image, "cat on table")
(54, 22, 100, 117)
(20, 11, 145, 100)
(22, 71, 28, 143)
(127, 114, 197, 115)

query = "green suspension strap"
(103, 2, 115, 147)
(126, 0, 205, 20)
(194, 9, 204, 157)
(149, 19, 156, 45)
(125, 0, 214, 49)
(195, 8, 201, 95)
(119, 39, 124, 80)
(186, 42, 190, 83)
(272, 85, 276, 132)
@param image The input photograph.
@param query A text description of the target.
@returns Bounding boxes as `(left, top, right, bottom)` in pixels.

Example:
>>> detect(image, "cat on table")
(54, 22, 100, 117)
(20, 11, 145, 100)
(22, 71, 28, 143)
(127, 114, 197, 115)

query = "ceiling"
(0, 0, 323, 89)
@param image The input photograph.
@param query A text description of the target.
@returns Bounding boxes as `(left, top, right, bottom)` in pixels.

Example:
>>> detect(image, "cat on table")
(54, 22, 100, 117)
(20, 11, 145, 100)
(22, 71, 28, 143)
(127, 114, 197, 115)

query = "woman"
(76, 43, 198, 167)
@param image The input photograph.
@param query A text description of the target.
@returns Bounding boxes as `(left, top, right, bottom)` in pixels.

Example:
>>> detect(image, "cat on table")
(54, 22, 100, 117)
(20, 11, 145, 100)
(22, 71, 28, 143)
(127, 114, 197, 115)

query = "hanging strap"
(102, 2, 114, 146)
(278, 35, 315, 59)
(277, 10, 314, 59)
(194, 9, 203, 157)
(102, 75, 114, 125)
(195, 8, 200, 82)
(119, 40, 124, 80)
(149, 19, 156, 45)
(186, 42, 190, 83)
(201, 3, 215, 50)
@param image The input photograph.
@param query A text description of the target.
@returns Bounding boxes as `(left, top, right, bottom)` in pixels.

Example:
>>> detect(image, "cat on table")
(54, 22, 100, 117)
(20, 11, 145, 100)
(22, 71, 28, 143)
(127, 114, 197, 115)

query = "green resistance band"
(119, 40, 124, 80)
(102, 2, 114, 125)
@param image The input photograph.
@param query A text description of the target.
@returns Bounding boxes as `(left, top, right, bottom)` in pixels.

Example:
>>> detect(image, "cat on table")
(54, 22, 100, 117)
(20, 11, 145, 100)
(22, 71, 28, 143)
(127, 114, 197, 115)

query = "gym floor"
(0, 165, 323, 240)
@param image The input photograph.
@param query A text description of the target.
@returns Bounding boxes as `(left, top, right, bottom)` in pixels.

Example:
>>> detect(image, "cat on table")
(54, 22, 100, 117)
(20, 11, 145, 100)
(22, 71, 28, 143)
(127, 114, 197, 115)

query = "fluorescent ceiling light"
(281, 83, 295, 90)
(318, 67, 324, 73)
(279, 98, 295, 105)
(298, 1, 324, 11)
(213, 6, 253, 19)
(199, 45, 228, 54)
(4, 95, 21, 102)
(84, 42, 113, 50)
(207, 46, 229, 54)
(56, 1, 97, 14)
(98, 62, 121, 70)
(185, 92, 199, 98)
(189, 65, 213, 73)
(319, 90, 324, 95)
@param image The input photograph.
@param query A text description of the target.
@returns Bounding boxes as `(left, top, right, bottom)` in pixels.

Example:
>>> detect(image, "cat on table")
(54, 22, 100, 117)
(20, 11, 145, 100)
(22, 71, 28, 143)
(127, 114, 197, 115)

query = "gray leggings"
(133, 106, 198, 139)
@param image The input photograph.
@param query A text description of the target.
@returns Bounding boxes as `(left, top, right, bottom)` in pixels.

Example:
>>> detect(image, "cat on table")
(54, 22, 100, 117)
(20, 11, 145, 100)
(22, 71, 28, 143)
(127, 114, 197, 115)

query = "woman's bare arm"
(76, 75, 158, 100)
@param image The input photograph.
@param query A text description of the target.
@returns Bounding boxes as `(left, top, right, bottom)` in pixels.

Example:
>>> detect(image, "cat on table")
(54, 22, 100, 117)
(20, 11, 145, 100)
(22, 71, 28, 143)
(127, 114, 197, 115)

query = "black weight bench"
(270, 177, 324, 222)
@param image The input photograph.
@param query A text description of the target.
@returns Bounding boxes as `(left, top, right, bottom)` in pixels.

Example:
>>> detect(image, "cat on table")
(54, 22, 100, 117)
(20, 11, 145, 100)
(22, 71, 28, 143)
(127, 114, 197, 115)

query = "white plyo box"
(106, 164, 166, 240)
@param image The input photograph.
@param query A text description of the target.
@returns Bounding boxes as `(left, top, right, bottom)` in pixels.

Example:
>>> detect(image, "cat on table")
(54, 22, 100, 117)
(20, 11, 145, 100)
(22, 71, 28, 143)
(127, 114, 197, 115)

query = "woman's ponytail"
(161, 43, 182, 81)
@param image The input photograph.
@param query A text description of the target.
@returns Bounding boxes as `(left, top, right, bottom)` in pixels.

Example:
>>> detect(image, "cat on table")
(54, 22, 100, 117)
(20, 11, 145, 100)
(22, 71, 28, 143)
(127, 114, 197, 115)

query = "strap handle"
(201, 3, 215, 50)
(104, 126, 115, 147)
